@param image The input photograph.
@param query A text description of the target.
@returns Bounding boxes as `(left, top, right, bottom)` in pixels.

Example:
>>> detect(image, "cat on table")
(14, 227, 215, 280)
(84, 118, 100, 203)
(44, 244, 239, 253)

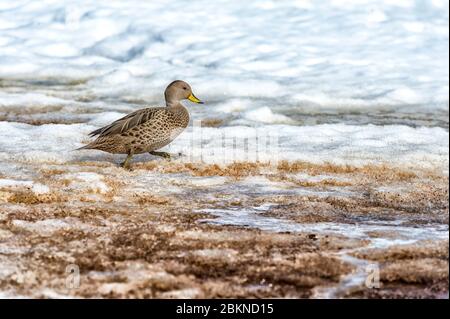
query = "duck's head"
(164, 80, 203, 106)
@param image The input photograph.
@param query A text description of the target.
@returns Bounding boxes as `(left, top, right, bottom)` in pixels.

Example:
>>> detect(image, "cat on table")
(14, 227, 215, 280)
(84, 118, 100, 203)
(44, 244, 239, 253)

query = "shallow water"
(200, 205, 449, 246)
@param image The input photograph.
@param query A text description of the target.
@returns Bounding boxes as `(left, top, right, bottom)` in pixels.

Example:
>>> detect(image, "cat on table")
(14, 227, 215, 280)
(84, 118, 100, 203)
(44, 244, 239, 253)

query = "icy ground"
(0, 0, 448, 298)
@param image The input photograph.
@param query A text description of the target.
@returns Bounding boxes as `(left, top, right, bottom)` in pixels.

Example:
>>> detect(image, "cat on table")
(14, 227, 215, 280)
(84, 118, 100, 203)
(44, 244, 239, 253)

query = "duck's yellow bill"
(188, 93, 204, 104)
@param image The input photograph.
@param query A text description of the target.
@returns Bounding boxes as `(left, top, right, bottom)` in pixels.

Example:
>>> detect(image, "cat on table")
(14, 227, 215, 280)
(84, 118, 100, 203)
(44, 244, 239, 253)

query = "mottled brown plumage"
(78, 80, 203, 168)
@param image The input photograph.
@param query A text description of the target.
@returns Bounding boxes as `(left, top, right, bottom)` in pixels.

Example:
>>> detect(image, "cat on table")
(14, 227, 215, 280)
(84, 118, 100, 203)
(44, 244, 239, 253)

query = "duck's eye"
(183, 87, 187, 90)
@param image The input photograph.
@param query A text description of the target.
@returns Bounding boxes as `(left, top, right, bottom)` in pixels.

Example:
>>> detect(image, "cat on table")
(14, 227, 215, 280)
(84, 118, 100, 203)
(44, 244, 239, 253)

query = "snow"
(0, 179, 50, 194)
(11, 218, 89, 235)
(0, 0, 447, 118)
(188, 177, 229, 187)
(0, 92, 73, 109)
(61, 172, 110, 194)
(0, 122, 90, 164)
(242, 107, 295, 125)
(0, 121, 447, 170)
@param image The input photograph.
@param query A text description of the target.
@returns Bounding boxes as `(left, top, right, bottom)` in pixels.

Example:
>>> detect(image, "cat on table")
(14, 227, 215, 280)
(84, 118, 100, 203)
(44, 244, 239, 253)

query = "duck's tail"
(75, 144, 93, 151)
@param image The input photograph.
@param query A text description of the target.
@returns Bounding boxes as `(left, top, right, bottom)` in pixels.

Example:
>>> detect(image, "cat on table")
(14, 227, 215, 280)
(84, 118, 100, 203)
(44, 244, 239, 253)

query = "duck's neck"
(166, 100, 189, 126)
(166, 100, 183, 108)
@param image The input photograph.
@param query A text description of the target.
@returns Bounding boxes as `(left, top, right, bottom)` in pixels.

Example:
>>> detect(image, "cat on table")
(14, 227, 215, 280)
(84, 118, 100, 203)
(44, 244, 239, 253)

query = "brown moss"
(0, 157, 447, 298)
(345, 281, 449, 299)
(367, 184, 449, 214)
(270, 175, 353, 188)
(352, 240, 449, 262)
(201, 118, 225, 127)
(133, 194, 172, 205)
(71, 161, 115, 168)
(381, 258, 449, 284)
(63, 179, 73, 187)
(132, 160, 439, 185)
(188, 162, 264, 178)
(245, 254, 353, 287)
(136, 162, 266, 178)
(7, 190, 63, 205)
(277, 160, 420, 182)
(39, 168, 66, 178)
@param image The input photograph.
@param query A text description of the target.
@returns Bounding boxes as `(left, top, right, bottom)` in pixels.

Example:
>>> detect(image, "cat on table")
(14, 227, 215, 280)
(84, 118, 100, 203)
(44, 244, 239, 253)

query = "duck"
(78, 80, 203, 169)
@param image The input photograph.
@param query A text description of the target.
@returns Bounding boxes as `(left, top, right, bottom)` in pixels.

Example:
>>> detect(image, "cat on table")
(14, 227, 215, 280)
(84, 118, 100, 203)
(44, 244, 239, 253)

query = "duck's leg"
(149, 151, 171, 160)
(121, 153, 133, 169)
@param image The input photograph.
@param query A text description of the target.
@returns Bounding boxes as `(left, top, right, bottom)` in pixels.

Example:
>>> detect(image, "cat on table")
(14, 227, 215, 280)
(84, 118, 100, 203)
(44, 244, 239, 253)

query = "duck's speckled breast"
(133, 104, 189, 153)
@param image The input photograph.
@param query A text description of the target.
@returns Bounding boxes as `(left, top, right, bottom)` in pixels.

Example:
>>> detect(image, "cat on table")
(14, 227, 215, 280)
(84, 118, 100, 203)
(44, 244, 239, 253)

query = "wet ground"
(0, 160, 447, 298)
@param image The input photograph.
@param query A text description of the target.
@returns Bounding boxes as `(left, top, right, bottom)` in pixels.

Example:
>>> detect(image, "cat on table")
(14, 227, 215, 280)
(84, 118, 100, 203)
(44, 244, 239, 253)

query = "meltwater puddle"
(199, 204, 449, 298)
(199, 205, 449, 245)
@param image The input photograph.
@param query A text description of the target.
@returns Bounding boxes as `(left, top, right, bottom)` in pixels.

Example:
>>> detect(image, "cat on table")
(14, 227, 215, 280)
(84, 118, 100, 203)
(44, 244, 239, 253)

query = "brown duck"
(78, 80, 203, 168)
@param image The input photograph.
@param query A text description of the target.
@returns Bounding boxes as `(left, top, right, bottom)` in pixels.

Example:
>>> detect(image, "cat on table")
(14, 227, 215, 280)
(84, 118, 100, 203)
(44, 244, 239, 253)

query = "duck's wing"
(89, 107, 165, 138)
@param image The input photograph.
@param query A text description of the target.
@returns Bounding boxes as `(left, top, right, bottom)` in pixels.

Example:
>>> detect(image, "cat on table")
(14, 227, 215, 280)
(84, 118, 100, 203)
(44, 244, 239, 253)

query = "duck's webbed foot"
(120, 153, 133, 170)
(149, 151, 171, 160)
